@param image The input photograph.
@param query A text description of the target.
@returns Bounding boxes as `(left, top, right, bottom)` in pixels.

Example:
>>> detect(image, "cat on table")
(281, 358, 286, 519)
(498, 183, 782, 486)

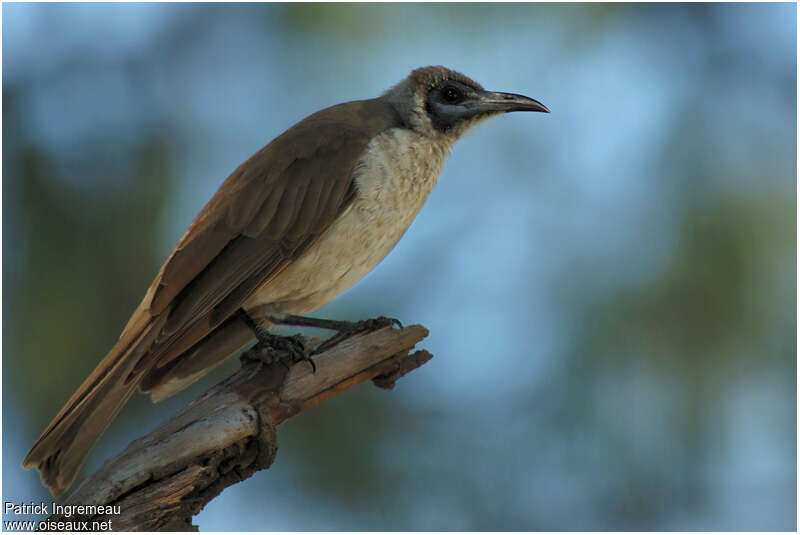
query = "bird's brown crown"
(383, 66, 488, 138)
(407, 66, 484, 93)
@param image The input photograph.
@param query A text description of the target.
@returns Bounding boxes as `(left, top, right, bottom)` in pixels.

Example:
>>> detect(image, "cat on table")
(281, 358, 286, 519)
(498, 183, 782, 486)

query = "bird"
(23, 65, 549, 496)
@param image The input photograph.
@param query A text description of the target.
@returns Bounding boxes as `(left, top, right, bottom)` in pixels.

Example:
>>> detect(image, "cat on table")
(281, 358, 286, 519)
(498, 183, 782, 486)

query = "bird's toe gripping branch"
(243, 333, 316, 372)
(237, 309, 405, 373)
(267, 314, 403, 354)
(237, 309, 316, 372)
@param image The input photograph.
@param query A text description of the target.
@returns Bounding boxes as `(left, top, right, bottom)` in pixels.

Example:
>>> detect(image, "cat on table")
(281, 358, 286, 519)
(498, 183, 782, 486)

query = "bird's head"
(384, 65, 549, 141)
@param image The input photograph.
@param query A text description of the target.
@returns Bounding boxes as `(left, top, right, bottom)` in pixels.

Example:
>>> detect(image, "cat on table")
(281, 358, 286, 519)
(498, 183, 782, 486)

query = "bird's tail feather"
(23, 309, 260, 496)
(22, 314, 164, 497)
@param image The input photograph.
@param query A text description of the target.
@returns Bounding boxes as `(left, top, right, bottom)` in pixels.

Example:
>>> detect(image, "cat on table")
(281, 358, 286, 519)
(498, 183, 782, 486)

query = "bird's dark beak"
(427, 86, 549, 132)
(469, 90, 550, 114)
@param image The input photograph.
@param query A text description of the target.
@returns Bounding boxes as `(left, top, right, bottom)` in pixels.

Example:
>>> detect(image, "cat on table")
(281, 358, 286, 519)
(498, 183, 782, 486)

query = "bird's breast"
(245, 128, 453, 315)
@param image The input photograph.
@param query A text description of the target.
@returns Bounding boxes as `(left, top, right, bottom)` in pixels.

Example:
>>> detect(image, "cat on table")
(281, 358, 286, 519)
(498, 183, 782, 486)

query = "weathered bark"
(44, 324, 431, 531)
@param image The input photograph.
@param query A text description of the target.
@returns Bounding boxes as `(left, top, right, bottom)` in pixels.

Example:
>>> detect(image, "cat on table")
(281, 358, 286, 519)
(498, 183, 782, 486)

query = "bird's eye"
(441, 85, 462, 104)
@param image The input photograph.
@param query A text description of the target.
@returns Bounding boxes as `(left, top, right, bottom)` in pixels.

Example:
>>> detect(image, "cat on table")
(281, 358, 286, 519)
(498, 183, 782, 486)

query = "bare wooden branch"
(45, 324, 430, 531)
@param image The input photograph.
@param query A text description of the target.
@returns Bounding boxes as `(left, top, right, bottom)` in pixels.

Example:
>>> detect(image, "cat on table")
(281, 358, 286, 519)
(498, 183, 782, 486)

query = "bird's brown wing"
(139, 117, 365, 367)
(23, 98, 403, 496)
(152, 100, 390, 329)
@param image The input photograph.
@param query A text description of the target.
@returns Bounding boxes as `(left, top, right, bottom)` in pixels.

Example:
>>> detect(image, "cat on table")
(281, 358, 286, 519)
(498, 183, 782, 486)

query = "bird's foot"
(242, 332, 315, 372)
(238, 309, 315, 372)
(352, 316, 404, 331)
(269, 314, 403, 354)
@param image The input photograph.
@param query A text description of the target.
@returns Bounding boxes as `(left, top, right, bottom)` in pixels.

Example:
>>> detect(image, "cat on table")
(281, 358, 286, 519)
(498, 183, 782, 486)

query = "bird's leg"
(237, 308, 315, 372)
(267, 314, 402, 354)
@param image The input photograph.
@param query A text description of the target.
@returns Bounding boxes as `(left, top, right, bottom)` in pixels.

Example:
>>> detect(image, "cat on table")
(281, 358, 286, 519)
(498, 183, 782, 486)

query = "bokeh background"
(3, 3, 796, 531)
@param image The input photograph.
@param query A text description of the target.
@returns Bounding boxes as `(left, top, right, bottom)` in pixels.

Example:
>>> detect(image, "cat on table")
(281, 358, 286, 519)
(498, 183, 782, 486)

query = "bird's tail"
(22, 311, 165, 497)
(23, 309, 259, 496)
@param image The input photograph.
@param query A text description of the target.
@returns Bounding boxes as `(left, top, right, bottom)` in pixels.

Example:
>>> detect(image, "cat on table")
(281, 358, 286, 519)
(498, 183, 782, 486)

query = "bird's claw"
(242, 332, 316, 373)
(345, 316, 403, 333)
(311, 316, 402, 355)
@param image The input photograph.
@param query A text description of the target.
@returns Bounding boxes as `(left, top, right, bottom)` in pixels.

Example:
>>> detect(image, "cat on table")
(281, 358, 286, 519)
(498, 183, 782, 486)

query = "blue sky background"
(3, 3, 796, 530)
